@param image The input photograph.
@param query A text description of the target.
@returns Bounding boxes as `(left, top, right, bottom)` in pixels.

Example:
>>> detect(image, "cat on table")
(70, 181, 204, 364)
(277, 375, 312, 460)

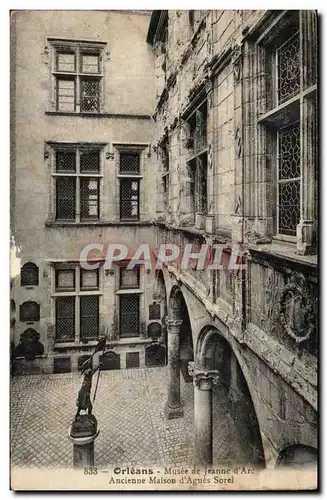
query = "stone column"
(188, 361, 219, 466)
(165, 319, 183, 419)
(69, 415, 100, 468)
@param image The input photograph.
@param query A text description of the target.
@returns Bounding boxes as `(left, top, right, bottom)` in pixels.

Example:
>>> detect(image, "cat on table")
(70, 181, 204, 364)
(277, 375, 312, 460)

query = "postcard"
(10, 9, 318, 491)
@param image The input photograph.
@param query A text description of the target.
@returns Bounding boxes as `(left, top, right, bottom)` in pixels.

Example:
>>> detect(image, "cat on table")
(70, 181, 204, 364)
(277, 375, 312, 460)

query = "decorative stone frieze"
(280, 281, 316, 343)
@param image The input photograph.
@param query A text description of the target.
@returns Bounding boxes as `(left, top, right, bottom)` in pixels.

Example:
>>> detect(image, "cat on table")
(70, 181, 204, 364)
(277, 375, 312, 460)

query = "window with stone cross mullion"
(260, 13, 308, 239)
(53, 146, 101, 222)
(54, 43, 102, 113)
(119, 151, 141, 221)
(54, 265, 100, 343)
(185, 99, 208, 217)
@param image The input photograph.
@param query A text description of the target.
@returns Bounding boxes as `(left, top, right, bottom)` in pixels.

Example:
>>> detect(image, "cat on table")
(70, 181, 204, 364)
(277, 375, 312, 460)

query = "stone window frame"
(51, 263, 102, 345)
(46, 141, 107, 223)
(184, 96, 209, 221)
(113, 143, 148, 222)
(47, 38, 107, 114)
(251, 11, 317, 251)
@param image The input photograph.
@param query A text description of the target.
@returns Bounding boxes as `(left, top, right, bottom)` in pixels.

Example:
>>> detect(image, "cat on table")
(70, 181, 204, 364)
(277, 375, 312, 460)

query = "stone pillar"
(69, 415, 99, 469)
(188, 361, 219, 466)
(165, 319, 183, 419)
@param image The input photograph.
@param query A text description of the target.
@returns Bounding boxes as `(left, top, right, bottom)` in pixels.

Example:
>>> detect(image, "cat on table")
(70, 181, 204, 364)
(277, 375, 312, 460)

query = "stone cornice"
(248, 246, 318, 275)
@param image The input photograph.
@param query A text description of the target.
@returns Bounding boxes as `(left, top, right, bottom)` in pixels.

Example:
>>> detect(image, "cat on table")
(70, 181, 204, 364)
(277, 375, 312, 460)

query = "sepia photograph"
(9, 8, 318, 491)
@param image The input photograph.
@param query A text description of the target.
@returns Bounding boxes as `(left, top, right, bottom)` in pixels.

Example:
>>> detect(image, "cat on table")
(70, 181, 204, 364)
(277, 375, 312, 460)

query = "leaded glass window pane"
(119, 267, 140, 288)
(56, 151, 76, 172)
(56, 269, 75, 291)
(57, 79, 75, 111)
(278, 180, 300, 236)
(277, 123, 301, 236)
(56, 297, 75, 342)
(81, 79, 99, 112)
(278, 125, 301, 179)
(81, 54, 100, 74)
(119, 295, 140, 338)
(56, 177, 76, 220)
(80, 296, 99, 340)
(81, 269, 99, 290)
(120, 179, 139, 220)
(57, 52, 75, 72)
(80, 178, 99, 219)
(80, 151, 100, 172)
(277, 32, 300, 104)
(119, 153, 140, 173)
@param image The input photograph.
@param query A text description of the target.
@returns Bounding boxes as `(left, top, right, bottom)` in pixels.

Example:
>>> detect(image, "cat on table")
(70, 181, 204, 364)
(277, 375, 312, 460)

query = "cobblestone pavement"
(11, 367, 241, 469)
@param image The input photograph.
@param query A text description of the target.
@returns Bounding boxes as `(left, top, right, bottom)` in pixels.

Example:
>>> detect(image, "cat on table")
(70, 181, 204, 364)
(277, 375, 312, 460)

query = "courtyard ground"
(11, 366, 237, 469)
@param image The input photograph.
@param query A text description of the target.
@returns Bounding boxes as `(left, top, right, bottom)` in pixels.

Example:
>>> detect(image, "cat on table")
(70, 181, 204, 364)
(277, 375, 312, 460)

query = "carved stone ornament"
(106, 152, 115, 160)
(167, 319, 183, 332)
(187, 361, 220, 390)
(42, 46, 50, 65)
(279, 283, 316, 343)
(232, 46, 242, 84)
(105, 268, 115, 276)
(235, 126, 242, 158)
(205, 78, 213, 109)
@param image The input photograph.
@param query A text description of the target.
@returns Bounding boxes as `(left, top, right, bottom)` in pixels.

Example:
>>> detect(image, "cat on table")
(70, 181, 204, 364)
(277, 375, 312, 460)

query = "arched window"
(19, 301, 40, 322)
(21, 262, 39, 286)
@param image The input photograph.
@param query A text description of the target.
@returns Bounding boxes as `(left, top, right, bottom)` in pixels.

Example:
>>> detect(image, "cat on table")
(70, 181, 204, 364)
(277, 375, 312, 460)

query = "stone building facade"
(147, 10, 318, 468)
(10, 10, 163, 373)
(11, 9, 318, 470)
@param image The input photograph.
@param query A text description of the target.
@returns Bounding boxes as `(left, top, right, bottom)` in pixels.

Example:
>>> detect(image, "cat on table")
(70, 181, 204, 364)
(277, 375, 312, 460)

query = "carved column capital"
(167, 319, 183, 333)
(188, 361, 219, 390)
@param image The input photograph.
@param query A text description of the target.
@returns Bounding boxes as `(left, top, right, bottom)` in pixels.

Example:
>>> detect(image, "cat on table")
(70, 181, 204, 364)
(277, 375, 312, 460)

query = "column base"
(68, 415, 99, 468)
(165, 402, 183, 419)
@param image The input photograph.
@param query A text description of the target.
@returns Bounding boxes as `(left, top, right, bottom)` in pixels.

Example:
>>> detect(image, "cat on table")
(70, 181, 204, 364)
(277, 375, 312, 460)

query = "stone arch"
(168, 286, 194, 370)
(276, 444, 318, 469)
(165, 285, 195, 419)
(149, 269, 168, 366)
(195, 325, 265, 467)
(168, 285, 184, 321)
